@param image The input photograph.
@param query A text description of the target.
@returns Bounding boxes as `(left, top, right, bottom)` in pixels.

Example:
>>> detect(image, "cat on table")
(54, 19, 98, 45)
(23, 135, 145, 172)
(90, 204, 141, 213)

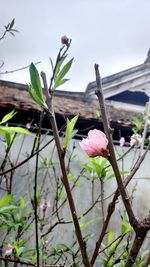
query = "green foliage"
(0, 194, 13, 208)
(63, 115, 78, 149)
(4, 18, 18, 37)
(80, 217, 96, 230)
(82, 157, 110, 181)
(0, 110, 31, 135)
(54, 58, 73, 89)
(132, 114, 144, 133)
(28, 63, 47, 108)
(121, 214, 133, 235)
(0, 110, 17, 125)
(0, 126, 32, 135)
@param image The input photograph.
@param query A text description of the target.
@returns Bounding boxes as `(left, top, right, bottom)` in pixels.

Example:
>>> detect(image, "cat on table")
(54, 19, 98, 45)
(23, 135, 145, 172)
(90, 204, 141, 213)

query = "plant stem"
(94, 64, 136, 227)
(34, 112, 44, 267)
(41, 72, 91, 267)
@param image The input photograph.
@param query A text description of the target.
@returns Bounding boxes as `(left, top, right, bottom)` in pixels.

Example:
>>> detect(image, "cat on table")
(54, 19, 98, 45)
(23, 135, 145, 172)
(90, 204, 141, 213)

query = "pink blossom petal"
(119, 137, 125, 147)
(5, 244, 13, 255)
(79, 129, 109, 158)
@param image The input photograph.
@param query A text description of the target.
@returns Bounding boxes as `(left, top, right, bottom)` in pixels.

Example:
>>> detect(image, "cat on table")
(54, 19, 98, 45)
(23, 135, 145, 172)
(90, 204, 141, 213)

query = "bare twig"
(94, 64, 136, 227)
(0, 61, 41, 75)
(41, 71, 91, 267)
(0, 137, 54, 176)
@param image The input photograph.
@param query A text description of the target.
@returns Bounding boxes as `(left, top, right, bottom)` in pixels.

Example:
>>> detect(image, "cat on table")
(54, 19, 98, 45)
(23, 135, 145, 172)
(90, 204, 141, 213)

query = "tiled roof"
(0, 80, 139, 128)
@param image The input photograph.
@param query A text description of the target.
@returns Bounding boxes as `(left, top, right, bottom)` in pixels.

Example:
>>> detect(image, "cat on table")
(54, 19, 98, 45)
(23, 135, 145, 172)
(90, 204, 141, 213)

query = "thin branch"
(0, 136, 54, 176)
(94, 64, 136, 226)
(34, 112, 44, 267)
(41, 71, 91, 267)
(0, 61, 41, 75)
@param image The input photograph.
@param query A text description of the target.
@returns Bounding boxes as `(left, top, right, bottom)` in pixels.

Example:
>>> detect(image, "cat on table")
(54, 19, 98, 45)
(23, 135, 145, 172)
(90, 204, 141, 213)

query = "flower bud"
(61, 35, 69, 46)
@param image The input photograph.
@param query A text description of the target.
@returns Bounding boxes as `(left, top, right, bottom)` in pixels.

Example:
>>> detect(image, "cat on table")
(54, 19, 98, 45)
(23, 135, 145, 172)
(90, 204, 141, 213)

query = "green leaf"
(0, 205, 18, 213)
(0, 126, 32, 135)
(54, 58, 73, 89)
(29, 63, 43, 99)
(20, 198, 26, 209)
(67, 172, 74, 180)
(108, 230, 114, 245)
(9, 19, 15, 30)
(0, 110, 17, 125)
(54, 78, 69, 88)
(5, 133, 15, 147)
(29, 63, 47, 107)
(54, 55, 67, 78)
(63, 115, 78, 149)
(28, 84, 46, 107)
(121, 214, 133, 235)
(80, 218, 96, 230)
(0, 195, 13, 208)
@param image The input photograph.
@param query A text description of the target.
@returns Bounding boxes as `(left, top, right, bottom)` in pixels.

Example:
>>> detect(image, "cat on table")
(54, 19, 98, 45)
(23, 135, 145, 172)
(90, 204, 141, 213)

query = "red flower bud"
(61, 35, 69, 45)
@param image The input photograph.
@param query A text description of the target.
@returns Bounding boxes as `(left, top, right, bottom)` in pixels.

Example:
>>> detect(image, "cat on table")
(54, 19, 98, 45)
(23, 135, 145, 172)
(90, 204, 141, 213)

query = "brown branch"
(143, 252, 150, 267)
(41, 71, 91, 267)
(0, 136, 54, 176)
(94, 64, 136, 227)
(125, 214, 150, 267)
(91, 64, 150, 265)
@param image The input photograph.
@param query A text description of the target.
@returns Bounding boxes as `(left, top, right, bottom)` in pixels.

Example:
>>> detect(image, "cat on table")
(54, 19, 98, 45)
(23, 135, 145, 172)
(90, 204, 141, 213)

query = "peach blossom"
(119, 137, 125, 147)
(79, 129, 109, 158)
(5, 244, 13, 255)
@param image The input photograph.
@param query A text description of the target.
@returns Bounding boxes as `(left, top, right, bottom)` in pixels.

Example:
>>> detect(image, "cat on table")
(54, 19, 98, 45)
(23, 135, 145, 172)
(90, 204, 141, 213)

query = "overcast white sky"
(1, 0, 150, 91)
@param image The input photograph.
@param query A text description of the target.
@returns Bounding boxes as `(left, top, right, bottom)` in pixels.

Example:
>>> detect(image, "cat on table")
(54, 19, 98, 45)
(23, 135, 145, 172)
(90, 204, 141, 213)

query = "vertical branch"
(34, 112, 44, 267)
(124, 232, 147, 267)
(94, 64, 137, 227)
(91, 188, 119, 265)
(143, 252, 150, 267)
(41, 72, 91, 267)
(99, 177, 105, 223)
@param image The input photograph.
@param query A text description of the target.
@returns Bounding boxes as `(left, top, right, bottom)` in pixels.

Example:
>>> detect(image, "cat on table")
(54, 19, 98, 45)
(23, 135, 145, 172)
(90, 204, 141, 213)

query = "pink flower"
(5, 244, 13, 255)
(79, 129, 109, 158)
(130, 134, 142, 147)
(119, 137, 125, 147)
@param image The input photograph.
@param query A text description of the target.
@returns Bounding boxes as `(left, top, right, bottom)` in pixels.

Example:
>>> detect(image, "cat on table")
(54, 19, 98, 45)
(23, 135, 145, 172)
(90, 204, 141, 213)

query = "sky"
(0, 0, 150, 92)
